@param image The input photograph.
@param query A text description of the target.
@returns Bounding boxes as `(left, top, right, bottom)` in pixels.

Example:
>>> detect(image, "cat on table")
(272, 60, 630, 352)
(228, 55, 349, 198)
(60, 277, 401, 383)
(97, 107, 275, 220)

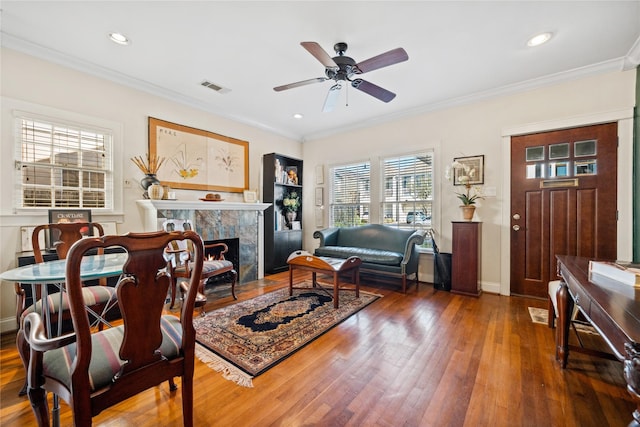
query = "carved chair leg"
(230, 270, 238, 300)
(16, 328, 29, 396)
(181, 374, 194, 427)
(27, 386, 49, 427)
(169, 277, 177, 309)
(168, 378, 177, 391)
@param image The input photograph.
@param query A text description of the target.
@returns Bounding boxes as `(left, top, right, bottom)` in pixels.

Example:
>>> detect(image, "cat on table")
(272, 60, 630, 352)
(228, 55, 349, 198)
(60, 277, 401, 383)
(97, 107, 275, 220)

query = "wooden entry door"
(510, 123, 618, 298)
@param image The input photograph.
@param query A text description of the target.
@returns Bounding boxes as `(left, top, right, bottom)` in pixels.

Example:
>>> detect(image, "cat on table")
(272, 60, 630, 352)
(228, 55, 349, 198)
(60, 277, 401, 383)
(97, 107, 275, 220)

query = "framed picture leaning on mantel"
(148, 117, 249, 193)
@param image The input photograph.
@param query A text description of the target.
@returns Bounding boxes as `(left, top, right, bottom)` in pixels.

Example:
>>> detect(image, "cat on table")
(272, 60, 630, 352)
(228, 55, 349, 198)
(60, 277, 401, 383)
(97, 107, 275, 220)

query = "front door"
(510, 123, 618, 297)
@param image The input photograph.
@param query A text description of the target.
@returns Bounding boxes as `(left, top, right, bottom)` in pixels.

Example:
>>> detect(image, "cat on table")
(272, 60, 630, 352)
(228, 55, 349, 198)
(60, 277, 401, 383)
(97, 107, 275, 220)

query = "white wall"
(302, 69, 636, 295)
(0, 48, 301, 332)
(0, 47, 636, 331)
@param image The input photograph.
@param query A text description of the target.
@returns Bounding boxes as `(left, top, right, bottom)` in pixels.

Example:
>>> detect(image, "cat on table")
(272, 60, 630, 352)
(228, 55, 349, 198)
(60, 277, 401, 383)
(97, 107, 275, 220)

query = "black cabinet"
(263, 153, 303, 273)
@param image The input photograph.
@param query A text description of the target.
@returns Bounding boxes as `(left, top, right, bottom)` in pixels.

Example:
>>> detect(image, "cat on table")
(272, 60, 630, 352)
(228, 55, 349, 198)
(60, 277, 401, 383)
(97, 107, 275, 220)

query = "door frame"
(499, 108, 634, 296)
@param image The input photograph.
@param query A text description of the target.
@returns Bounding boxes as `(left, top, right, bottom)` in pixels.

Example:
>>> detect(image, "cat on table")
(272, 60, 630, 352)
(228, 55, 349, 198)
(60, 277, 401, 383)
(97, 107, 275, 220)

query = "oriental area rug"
(193, 286, 380, 387)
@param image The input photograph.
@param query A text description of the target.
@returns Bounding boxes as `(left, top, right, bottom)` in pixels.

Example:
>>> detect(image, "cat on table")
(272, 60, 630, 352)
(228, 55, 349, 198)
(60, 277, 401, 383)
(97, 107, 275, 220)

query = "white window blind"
(381, 152, 433, 233)
(16, 116, 113, 209)
(329, 161, 370, 227)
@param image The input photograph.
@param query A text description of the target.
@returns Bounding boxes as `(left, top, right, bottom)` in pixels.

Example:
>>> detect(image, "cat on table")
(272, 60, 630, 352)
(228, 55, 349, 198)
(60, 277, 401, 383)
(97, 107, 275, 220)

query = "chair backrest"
(64, 230, 204, 415)
(32, 222, 105, 263)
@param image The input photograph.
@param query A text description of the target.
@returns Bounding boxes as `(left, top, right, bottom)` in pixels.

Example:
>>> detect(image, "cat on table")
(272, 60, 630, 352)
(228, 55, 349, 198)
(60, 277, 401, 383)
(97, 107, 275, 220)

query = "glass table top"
(0, 253, 127, 284)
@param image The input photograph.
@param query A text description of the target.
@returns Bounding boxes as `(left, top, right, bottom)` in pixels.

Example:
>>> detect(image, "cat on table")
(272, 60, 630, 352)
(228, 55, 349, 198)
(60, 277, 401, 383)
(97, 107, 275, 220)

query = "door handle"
(513, 213, 521, 220)
(513, 225, 520, 231)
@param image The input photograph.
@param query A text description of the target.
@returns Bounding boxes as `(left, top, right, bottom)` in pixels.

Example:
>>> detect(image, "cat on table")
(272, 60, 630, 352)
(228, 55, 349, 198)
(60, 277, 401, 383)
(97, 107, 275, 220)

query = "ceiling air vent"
(200, 80, 231, 94)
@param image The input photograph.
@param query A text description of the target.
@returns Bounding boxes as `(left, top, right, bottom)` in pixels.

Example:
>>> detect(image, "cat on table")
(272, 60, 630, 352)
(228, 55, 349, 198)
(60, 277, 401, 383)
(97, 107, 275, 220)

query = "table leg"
(355, 267, 360, 298)
(333, 272, 339, 309)
(289, 266, 293, 296)
(556, 280, 573, 368)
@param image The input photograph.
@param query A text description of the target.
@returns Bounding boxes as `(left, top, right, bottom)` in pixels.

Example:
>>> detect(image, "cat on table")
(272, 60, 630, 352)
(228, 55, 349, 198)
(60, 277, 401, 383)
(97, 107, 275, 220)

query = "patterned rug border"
(194, 286, 381, 387)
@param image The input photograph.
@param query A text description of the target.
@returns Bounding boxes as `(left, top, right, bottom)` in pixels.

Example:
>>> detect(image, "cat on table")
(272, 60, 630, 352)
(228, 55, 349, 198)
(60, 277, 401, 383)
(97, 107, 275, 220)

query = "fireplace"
(138, 199, 270, 284)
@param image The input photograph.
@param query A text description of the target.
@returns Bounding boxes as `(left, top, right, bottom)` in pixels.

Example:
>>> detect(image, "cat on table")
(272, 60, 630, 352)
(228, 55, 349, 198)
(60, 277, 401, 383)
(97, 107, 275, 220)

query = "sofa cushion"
(314, 246, 403, 266)
(335, 224, 415, 253)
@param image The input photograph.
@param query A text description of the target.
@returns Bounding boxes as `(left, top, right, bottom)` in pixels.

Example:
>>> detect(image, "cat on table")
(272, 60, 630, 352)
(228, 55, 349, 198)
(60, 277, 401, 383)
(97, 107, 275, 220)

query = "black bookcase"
(263, 153, 303, 273)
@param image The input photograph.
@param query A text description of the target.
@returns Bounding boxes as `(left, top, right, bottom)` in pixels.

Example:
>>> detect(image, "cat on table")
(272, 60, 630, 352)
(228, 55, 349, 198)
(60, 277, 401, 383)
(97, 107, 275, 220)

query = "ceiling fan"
(274, 41, 409, 112)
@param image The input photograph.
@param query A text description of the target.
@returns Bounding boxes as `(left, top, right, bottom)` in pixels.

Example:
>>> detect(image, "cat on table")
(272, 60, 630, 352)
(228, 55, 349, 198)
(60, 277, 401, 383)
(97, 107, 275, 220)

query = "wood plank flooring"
(0, 271, 634, 426)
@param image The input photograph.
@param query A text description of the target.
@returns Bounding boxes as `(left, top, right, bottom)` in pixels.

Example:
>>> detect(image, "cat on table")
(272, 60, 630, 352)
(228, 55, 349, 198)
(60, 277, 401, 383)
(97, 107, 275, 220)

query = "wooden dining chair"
(23, 230, 204, 427)
(164, 222, 237, 310)
(15, 222, 119, 396)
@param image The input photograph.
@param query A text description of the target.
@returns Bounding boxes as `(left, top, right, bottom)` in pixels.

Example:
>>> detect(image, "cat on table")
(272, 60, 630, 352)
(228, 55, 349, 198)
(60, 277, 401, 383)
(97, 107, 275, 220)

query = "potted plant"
(447, 160, 483, 220)
(282, 190, 300, 224)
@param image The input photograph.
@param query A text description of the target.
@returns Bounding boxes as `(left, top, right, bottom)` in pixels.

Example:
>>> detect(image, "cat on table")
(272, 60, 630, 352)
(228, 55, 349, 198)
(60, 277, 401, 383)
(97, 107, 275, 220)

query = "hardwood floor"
(1, 271, 634, 426)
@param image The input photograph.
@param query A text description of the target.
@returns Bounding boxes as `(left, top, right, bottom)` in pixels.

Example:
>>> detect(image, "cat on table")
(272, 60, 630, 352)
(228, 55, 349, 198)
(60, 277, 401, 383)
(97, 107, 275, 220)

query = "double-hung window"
(16, 115, 113, 209)
(381, 151, 433, 236)
(329, 161, 370, 227)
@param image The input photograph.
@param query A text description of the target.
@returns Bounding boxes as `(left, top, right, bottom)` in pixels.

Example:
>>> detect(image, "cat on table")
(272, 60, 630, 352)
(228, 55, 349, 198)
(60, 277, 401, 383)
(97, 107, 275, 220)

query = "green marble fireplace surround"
(137, 200, 270, 283)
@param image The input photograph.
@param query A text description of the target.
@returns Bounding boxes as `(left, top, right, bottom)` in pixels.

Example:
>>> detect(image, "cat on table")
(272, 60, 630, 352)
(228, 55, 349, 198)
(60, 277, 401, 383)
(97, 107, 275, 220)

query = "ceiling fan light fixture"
(293, 113, 303, 119)
(527, 32, 553, 47)
(108, 32, 130, 46)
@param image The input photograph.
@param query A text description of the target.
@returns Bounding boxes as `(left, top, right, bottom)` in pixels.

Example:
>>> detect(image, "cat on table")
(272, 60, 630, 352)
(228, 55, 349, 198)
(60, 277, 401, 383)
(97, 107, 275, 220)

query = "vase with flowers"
(446, 160, 484, 221)
(281, 190, 300, 225)
(131, 153, 167, 198)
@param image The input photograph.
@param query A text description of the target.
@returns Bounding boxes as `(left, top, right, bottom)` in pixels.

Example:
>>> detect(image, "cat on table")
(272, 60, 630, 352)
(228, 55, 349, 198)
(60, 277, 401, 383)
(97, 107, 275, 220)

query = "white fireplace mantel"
(136, 199, 271, 280)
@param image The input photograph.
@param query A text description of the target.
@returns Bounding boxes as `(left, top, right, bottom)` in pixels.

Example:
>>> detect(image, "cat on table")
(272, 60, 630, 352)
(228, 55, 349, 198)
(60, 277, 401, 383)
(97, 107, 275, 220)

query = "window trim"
(4, 100, 123, 215)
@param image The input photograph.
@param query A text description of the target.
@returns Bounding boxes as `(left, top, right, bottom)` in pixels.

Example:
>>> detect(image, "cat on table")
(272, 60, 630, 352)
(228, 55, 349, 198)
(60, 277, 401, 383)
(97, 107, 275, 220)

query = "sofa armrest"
(313, 227, 340, 246)
(400, 231, 426, 272)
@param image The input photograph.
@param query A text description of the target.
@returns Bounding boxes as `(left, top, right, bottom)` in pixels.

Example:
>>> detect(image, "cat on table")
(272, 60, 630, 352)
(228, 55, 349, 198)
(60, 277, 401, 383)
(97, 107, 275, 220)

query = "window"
(329, 161, 370, 227)
(381, 151, 433, 239)
(16, 115, 113, 209)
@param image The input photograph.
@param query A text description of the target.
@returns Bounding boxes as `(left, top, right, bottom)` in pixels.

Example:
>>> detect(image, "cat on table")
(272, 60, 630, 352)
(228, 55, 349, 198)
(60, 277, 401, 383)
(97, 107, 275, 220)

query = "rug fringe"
(195, 343, 254, 388)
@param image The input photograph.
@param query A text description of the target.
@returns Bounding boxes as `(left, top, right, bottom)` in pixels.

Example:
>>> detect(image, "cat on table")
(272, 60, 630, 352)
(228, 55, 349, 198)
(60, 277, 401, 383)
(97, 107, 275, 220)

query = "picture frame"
(47, 209, 93, 248)
(453, 155, 484, 186)
(285, 166, 298, 185)
(315, 187, 323, 206)
(243, 190, 258, 203)
(148, 117, 249, 193)
(315, 165, 324, 185)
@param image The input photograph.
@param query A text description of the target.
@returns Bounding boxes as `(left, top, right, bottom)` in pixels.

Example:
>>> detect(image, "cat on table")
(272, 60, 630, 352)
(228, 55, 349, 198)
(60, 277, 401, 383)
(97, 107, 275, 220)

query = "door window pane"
(549, 162, 570, 178)
(575, 160, 597, 175)
(526, 146, 544, 161)
(575, 140, 597, 157)
(549, 143, 569, 159)
(526, 163, 545, 179)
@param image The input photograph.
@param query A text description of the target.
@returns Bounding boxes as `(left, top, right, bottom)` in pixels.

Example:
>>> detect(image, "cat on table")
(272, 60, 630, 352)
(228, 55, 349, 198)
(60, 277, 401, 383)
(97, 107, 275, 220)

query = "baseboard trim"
(0, 317, 17, 334)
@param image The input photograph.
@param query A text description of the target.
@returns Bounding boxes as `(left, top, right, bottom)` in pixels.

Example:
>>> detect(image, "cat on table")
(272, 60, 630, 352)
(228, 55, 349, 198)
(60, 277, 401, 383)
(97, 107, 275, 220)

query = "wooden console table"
(556, 255, 640, 425)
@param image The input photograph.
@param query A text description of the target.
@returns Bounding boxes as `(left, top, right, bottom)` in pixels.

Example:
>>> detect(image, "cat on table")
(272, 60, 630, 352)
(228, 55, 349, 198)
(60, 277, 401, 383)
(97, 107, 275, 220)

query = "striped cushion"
(175, 259, 232, 275)
(21, 286, 116, 320)
(43, 315, 183, 391)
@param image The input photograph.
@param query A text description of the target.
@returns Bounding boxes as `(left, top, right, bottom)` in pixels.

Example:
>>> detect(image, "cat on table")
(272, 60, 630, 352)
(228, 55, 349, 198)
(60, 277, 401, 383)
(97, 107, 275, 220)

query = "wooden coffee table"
(287, 251, 362, 308)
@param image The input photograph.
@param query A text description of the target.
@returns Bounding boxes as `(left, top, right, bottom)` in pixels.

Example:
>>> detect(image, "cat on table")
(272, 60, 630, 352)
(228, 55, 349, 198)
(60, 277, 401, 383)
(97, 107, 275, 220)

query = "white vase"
(148, 183, 164, 200)
(286, 211, 297, 224)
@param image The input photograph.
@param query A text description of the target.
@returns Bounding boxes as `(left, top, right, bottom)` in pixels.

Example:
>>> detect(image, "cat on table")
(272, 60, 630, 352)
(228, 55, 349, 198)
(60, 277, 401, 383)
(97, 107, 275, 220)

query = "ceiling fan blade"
(274, 77, 327, 92)
(301, 41, 338, 69)
(351, 79, 396, 103)
(355, 47, 409, 74)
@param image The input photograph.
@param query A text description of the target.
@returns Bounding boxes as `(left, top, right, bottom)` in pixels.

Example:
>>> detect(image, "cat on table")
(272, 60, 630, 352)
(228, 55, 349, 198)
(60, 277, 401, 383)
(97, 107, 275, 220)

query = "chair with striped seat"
(165, 221, 237, 310)
(23, 230, 204, 427)
(15, 222, 119, 396)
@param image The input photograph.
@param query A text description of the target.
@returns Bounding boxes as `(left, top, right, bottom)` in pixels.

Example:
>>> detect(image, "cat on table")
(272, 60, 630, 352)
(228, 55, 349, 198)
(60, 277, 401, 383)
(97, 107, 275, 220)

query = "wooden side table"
(451, 221, 482, 297)
(287, 251, 362, 308)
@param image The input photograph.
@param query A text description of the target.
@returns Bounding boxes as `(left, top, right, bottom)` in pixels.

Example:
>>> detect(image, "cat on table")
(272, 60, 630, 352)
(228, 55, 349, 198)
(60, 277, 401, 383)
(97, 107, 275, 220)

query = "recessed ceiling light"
(293, 113, 303, 119)
(109, 32, 130, 46)
(527, 32, 553, 47)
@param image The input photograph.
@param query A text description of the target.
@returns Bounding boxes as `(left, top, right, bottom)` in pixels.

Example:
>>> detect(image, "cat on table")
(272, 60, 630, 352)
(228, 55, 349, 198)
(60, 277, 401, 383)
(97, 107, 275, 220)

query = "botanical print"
(149, 117, 248, 192)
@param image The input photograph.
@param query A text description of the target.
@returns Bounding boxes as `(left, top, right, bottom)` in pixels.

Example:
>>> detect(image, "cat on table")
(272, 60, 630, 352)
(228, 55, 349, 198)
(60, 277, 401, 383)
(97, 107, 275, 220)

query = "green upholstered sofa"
(313, 224, 425, 293)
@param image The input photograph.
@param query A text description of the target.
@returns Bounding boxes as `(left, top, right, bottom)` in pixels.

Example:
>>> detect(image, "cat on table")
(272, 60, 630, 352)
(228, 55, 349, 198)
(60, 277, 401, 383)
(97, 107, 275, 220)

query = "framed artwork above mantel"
(148, 117, 249, 192)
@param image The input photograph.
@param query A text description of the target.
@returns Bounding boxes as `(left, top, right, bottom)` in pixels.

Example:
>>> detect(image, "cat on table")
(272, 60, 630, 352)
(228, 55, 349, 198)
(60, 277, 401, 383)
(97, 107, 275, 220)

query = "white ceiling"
(1, 1, 639, 142)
